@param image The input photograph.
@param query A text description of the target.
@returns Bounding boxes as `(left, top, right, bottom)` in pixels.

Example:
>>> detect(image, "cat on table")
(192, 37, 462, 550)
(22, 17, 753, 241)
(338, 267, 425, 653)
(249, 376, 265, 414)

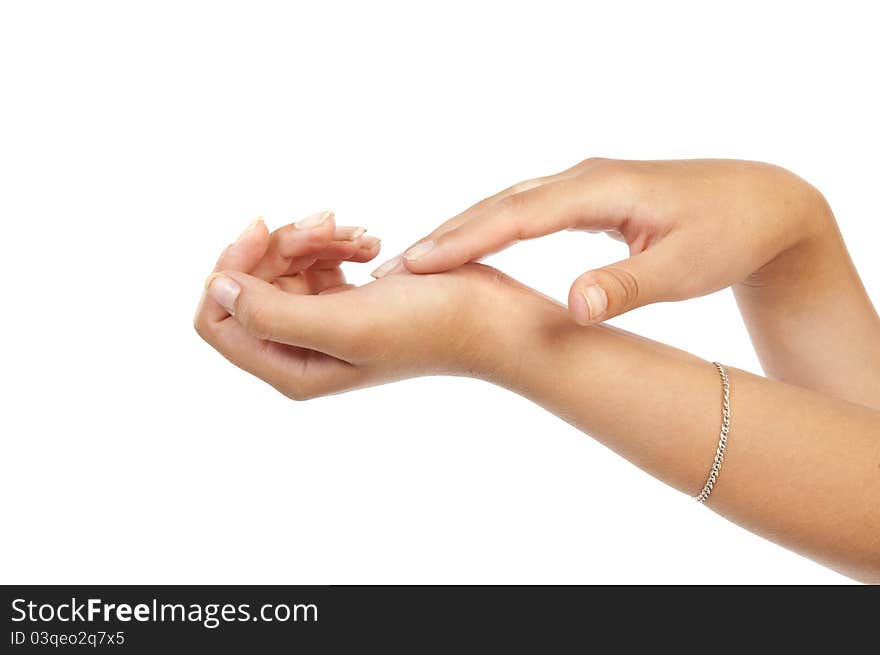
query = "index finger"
(401, 171, 632, 274)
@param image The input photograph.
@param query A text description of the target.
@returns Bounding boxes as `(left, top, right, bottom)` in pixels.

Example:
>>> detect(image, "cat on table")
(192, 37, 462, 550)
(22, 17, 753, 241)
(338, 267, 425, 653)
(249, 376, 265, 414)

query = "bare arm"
(388, 158, 880, 407)
(485, 281, 880, 583)
(197, 208, 880, 583)
(733, 197, 880, 407)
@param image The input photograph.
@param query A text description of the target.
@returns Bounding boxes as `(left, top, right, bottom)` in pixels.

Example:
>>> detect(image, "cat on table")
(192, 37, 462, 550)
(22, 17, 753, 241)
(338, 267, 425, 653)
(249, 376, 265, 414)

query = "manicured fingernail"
(361, 235, 381, 250)
(403, 240, 435, 262)
(371, 256, 404, 278)
(582, 284, 608, 321)
(206, 274, 241, 315)
(348, 226, 367, 241)
(295, 210, 332, 229)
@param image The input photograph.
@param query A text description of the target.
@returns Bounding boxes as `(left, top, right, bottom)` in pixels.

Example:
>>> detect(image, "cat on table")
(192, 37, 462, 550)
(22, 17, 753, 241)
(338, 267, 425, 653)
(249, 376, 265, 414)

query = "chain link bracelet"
(694, 362, 731, 504)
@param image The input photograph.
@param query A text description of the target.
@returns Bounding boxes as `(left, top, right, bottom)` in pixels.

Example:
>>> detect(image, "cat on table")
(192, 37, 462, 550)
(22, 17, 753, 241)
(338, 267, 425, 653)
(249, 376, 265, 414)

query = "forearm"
(733, 194, 880, 408)
(484, 291, 880, 582)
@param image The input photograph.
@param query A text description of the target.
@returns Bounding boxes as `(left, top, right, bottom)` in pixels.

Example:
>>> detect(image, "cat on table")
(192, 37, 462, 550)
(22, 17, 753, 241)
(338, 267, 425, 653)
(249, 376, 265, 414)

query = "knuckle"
(280, 230, 317, 257)
(267, 370, 310, 402)
(495, 189, 540, 241)
(585, 158, 639, 196)
(578, 156, 610, 170)
(281, 387, 314, 402)
(278, 377, 323, 402)
(603, 266, 641, 310)
(578, 156, 629, 180)
(304, 227, 328, 246)
(588, 157, 624, 178)
(497, 191, 526, 213)
(508, 177, 543, 195)
(495, 194, 529, 236)
(193, 313, 215, 343)
(193, 317, 207, 340)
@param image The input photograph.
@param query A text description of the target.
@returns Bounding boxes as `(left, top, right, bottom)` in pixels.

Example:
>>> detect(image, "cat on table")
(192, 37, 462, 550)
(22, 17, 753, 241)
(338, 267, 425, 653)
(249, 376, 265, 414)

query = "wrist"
(738, 179, 839, 290)
(462, 275, 569, 390)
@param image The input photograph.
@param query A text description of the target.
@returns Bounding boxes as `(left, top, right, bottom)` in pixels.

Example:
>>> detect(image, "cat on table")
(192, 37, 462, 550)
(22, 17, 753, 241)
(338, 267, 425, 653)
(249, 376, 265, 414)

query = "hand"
(195, 213, 537, 399)
(380, 158, 832, 324)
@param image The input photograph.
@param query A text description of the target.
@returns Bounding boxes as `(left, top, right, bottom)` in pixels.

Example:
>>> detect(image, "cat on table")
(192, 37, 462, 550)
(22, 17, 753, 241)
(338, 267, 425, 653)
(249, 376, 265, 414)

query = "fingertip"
(402, 239, 475, 274)
(362, 235, 381, 251)
(205, 272, 242, 315)
(402, 239, 446, 272)
(346, 236, 381, 263)
(248, 218, 271, 255)
(582, 283, 608, 322)
(371, 256, 404, 278)
(401, 255, 438, 274)
(215, 217, 272, 271)
(569, 272, 609, 325)
(218, 268, 258, 289)
(402, 239, 435, 261)
(567, 288, 592, 326)
(334, 225, 366, 242)
(252, 216, 269, 238)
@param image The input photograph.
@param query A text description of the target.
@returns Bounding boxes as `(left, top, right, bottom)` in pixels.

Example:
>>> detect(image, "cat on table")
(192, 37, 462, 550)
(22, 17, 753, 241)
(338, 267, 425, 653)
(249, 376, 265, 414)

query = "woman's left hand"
(194, 213, 546, 400)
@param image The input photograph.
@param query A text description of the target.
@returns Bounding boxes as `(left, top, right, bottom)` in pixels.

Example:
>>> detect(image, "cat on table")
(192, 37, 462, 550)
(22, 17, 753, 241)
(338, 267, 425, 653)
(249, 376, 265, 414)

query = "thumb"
(205, 270, 363, 360)
(568, 246, 677, 325)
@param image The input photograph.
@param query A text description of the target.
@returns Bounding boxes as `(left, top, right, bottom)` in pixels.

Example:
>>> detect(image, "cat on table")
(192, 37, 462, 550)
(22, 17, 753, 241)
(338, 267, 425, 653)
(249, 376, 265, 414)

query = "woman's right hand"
(380, 158, 833, 325)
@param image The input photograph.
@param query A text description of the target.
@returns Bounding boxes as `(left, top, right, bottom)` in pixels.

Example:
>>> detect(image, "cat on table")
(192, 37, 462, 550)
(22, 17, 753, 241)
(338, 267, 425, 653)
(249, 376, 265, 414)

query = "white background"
(1, 1, 876, 584)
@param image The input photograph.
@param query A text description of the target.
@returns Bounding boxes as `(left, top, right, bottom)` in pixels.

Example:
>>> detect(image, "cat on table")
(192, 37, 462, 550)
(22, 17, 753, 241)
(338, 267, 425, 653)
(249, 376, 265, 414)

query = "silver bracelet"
(694, 362, 731, 504)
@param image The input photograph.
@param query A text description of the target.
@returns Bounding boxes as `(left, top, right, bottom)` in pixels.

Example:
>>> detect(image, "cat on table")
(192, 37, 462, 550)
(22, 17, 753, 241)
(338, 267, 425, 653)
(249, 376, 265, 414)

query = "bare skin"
(390, 159, 880, 407)
(195, 160, 880, 582)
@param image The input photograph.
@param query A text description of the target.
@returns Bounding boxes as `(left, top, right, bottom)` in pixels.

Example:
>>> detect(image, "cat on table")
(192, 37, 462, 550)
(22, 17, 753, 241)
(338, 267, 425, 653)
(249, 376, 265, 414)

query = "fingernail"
(347, 226, 367, 241)
(582, 284, 608, 321)
(362, 235, 381, 249)
(295, 210, 332, 229)
(371, 256, 404, 278)
(206, 274, 241, 315)
(403, 240, 435, 262)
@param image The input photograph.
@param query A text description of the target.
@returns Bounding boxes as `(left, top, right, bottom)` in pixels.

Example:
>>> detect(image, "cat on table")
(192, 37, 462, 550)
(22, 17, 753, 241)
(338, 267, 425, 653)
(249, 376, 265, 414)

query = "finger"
(273, 275, 311, 295)
(401, 176, 624, 273)
(567, 241, 683, 324)
(250, 210, 336, 281)
(273, 268, 347, 296)
(279, 230, 377, 275)
(334, 225, 367, 241)
(381, 162, 590, 277)
(302, 268, 345, 294)
(197, 311, 363, 400)
(417, 168, 579, 244)
(387, 159, 637, 277)
(303, 267, 347, 294)
(370, 179, 545, 278)
(196, 218, 271, 325)
(205, 270, 367, 360)
(283, 237, 362, 271)
(370, 255, 407, 278)
(346, 235, 382, 262)
(312, 235, 381, 269)
(318, 284, 357, 295)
